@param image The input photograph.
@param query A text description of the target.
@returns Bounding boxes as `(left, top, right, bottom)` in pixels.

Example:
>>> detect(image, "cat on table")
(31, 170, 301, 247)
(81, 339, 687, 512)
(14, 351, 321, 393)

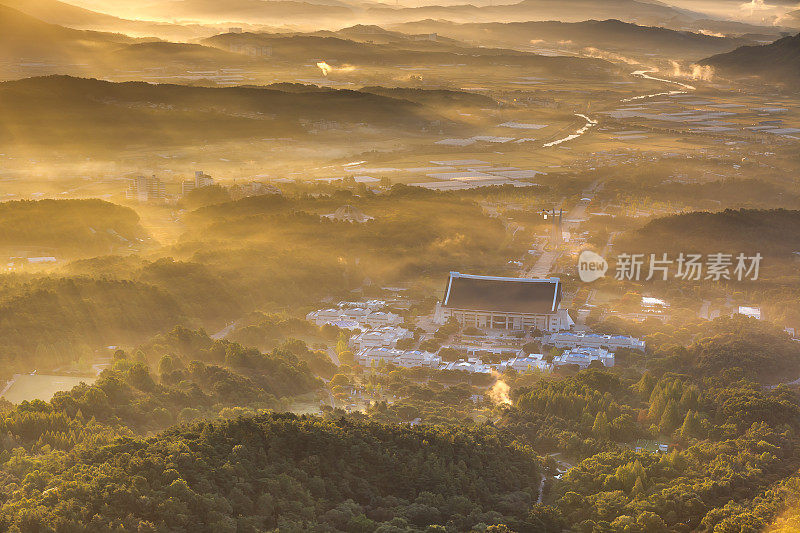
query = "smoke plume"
(582, 47, 640, 66)
(488, 372, 512, 406)
(669, 60, 715, 81)
(316, 61, 356, 76)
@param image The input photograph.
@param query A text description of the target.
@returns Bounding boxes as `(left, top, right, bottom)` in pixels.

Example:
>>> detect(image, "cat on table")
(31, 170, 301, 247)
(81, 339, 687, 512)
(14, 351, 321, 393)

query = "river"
(542, 69, 697, 147)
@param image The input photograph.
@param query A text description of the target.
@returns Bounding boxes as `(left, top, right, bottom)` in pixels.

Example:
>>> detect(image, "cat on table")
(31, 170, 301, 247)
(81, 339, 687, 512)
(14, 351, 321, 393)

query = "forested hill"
(700, 33, 800, 84)
(0, 413, 544, 532)
(618, 208, 800, 257)
(0, 4, 134, 60)
(201, 32, 616, 77)
(389, 19, 751, 59)
(0, 76, 434, 152)
(0, 199, 148, 256)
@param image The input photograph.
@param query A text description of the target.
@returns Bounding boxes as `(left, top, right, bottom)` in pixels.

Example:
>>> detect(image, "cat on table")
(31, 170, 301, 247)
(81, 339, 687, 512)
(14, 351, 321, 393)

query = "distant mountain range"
(389, 19, 755, 60)
(131, 0, 711, 26)
(366, 0, 709, 25)
(0, 75, 459, 152)
(202, 31, 617, 78)
(361, 0, 788, 35)
(151, 0, 354, 20)
(0, 4, 135, 61)
(0, 0, 221, 40)
(0, 4, 261, 75)
(0, 3, 619, 81)
(782, 9, 800, 28)
(700, 33, 800, 84)
(37, 0, 788, 37)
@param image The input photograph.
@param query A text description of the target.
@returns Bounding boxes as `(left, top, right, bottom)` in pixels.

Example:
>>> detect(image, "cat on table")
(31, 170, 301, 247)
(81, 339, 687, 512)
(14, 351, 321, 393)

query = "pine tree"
(679, 409, 698, 440)
(635, 371, 657, 398)
(592, 411, 610, 440)
(648, 384, 666, 421)
(632, 475, 645, 495)
(680, 385, 699, 411)
(659, 399, 681, 435)
(336, 332, 349, 355)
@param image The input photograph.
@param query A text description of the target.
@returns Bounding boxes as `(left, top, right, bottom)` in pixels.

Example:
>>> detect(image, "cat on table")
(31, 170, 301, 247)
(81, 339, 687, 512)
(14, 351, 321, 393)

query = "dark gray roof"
(443, 272, 561, 314)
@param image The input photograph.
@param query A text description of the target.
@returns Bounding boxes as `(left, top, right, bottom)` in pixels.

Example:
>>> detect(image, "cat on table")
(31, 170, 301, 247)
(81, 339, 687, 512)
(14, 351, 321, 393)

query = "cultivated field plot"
(1, 374, 97, 403)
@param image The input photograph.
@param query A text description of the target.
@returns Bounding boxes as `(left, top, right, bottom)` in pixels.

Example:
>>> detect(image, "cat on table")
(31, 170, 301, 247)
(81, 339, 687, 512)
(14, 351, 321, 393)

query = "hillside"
(0, 0, 139, 28)
(27, 0, 710, 29)
(0, 413, 542, 531)
(0, 199, 148, 255)
(331, 23, 465, 47)
(0, 4, 133, 61)
(359, 86, 499, 107)
(110, 41, 255, 67)
(0, 0, 218, 40)
(699, 33, 800, 83)
(785, 9, 800, 28)
(617, 208, 800, 258)
(0, 75, 434, 152)
(391, 18, 753, 59)
(203, 32, 616, 77)
(0, 277, 186, 371)
(365, 0, 710, 27)
(130, 0, 353, 23)
(0, 5, 266, 76)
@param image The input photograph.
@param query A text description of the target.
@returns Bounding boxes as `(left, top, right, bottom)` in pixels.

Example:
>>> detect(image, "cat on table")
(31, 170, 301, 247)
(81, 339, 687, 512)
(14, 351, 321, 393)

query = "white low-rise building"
(553, 347, 615, 369)
(501, 354, 551, 373)
(439, 358, 493, 374)
(355, 347, 441, 369)
(444, 344, 524, 360)
(395, 350, 442, 369)
(737, 306, 762, 320)
(306, 307, 402, 329)
(542, 332, 645, 352)
(355, 347, 400, 367)
(350, 327, 413, 350)
(325, 318, 362, 330)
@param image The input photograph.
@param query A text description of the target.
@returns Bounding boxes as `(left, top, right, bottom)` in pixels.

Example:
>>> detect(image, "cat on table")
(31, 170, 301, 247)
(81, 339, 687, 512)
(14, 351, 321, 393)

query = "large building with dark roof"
(434, 272, 573, 332)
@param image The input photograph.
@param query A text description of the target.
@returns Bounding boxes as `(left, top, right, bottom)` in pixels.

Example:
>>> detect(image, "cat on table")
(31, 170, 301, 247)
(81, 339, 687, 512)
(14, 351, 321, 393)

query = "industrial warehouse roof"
(442, 272, 561, 314)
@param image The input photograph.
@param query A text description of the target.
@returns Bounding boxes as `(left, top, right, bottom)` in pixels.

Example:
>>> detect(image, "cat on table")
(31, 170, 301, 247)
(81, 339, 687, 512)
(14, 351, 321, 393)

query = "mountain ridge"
(699, 33, 800, 83)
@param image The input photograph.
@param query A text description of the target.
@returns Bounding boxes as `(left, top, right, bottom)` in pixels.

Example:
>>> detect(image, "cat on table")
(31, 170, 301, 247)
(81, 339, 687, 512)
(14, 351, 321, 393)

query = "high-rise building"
(195, 171, 214, 188)
(126, 175, 165, 202)
(182, 171, 215, 196)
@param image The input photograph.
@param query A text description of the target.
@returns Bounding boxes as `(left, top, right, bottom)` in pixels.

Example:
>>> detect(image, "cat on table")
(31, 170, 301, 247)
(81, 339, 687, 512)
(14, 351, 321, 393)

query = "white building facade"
(355, 348, 441, 369)
(306, 307, 402, 330)
(553, 347, 615, 369)
(542, 332, 645, 352)
(434, 272, 573, 332)
(350, 327, 413, 351)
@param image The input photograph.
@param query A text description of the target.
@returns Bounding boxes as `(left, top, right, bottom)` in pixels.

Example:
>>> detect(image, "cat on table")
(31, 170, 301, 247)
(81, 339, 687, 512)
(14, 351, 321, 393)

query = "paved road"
(527, 249, 560, 278)
(211, 321, 239, 340)
(699, 300, 711, 320)
(327, 388, 336, 409)
(523, 180, 603, 279)
(0, 376, 18, 398)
